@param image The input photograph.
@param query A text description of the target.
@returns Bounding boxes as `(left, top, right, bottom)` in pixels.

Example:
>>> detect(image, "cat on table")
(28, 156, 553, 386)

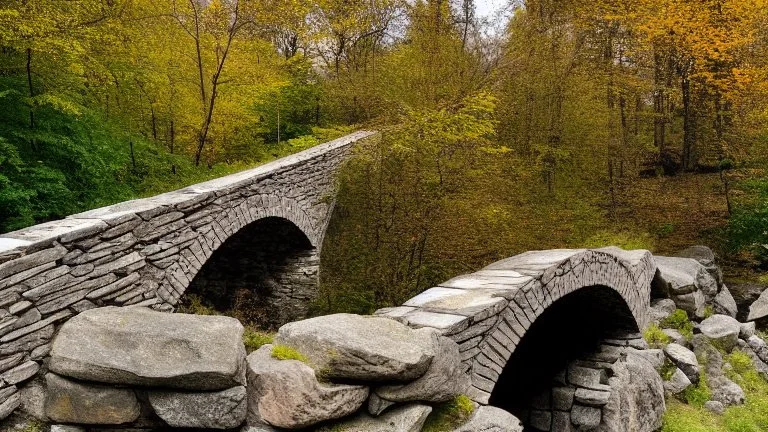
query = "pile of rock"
(245, 313, 521, 431)
(44, 306, 248, 429)
(521, 336, 665, 432)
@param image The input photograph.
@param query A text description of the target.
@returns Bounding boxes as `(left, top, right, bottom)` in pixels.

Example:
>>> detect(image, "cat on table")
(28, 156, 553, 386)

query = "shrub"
(422, 395, 475, 432)
(644, 324, 672, 348)
(271, 345, 309, 363)
(661, 309, 695, 340)
(243, 327, 274, 353)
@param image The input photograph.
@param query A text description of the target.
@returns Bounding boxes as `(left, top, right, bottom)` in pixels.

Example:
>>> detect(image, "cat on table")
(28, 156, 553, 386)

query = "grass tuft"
(243, 327, 274, 353)
(271, 345, 309, 363)
(645, 323, 672, 348)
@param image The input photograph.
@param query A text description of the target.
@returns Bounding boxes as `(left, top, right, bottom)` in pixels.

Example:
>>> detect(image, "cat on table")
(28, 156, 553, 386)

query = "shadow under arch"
(488, 285, 640, 431)
(185, 216, 319, 329)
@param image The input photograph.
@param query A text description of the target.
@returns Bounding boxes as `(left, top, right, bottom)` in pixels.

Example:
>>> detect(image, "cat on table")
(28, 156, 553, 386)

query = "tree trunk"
(681, 71, 696, 171)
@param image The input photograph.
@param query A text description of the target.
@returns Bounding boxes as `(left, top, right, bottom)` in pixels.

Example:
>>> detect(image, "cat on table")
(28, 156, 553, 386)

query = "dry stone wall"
(0, 130, 376, 420)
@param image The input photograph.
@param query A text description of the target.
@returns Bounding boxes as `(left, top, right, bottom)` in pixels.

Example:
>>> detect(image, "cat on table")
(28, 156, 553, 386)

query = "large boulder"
(664, 368, 692, 395)
(44, 373, 140, 424)
(246, 345, 368, 430)
(274, 314, 435, 382)
(325, 404, 432, 432)
(452, 406, 523, 432)
(677, 246, 722, 285)
(654, 256, 718, 299)
(713, 286, 738, 318)
(748, 289, 768, 322)
(374, 330, 469, 404)
(49, 307, 246, 390)
(699, 315, 740, 352)
(598, 352, 665, 432)
(148, 386, 247, 429)
(648, 299, 677, 324)
(663, 343, 700, 383)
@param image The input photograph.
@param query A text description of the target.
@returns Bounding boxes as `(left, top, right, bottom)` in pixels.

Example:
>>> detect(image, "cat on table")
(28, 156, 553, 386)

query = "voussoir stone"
(274, 313, 435, 381)
(149, 386, 247, 429)
(375, 329, 469, 403)
(664, 343, 700, 384)
(45, 373, 140, 424)
(453, 406, 523, 432)
(49, 306, 246, 390)
(699, 314, 740, 352)
(246, 345, 368, 430)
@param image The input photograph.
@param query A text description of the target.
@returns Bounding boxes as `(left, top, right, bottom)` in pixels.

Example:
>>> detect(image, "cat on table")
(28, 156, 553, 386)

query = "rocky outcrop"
(245, 345, 368, 429)
(653, 256, 716, 317)
(49, 306, 246, 390)
(43, 307, 248, 430)
(274, 314, 435, 382)
(599, 351, 665, 432)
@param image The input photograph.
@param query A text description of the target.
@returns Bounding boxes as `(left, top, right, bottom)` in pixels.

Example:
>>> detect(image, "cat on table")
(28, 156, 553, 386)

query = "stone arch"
(152, 194, 322, 327)
(377, 247, 656, 407)
(467, 248, 654, 403)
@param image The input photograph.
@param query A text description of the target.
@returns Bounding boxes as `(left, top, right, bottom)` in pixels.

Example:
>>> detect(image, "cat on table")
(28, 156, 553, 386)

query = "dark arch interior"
(489, 286, 639, 430)
(185, 216, 318, 329)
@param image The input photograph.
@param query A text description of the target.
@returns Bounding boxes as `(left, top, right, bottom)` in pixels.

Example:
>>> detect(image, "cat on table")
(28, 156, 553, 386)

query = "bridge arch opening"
(488, 285, 640, 431)
(184, 216, 319, 329)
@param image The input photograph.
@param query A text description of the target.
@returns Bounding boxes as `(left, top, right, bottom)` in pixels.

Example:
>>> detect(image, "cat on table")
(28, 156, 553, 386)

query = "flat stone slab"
(49, 306, 246, 390)
(149, 386, 247, 429)
(404, 287, 507, 318)
(45, 373, 140, 424)
(274, 313, 434, 382)
(484, 249, 587, 272)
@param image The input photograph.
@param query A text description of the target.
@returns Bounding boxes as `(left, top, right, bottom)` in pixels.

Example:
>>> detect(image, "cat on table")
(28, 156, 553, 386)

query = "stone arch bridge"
(0, 130, 376, 346)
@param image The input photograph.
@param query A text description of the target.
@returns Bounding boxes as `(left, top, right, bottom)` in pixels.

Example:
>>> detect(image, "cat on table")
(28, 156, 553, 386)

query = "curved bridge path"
(376, 247, 656, 404)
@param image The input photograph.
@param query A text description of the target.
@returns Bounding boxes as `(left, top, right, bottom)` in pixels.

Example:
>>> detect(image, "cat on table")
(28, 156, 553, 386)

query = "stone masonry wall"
(0, 130, 376, 419)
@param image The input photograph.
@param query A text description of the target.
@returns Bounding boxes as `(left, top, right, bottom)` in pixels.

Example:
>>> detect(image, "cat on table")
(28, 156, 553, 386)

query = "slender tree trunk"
(681, 71, 696, 171)
(26, 48, 36, 150)
(653, 51, 666, 154)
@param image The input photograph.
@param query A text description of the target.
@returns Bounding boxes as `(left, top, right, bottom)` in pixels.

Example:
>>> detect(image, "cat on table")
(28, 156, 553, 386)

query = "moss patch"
(644, 323, 672, 348)
(271, 345, 309, 363)
(661, 309, 695, 340)
(422, 395, 475, 432)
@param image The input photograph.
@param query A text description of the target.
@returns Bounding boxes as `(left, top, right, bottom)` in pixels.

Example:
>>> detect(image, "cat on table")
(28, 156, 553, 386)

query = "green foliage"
(682, 373, 711, 407)
(703, 305, 715, 319)
(176, 295, 219, 316)
(422, 395, 476, 432)
(662, 399, 721, 432)
(661, 309, 695, 340)
(660, 358, 678, 381)
(243, 328, 274, 353)
(644, 324, 671, 348)
(728, 177, 768, 267)
(271, 345, 309, 363)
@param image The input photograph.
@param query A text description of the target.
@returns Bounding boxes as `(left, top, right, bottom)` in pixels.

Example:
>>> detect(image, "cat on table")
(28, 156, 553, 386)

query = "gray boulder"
(677, 245, 722, 284)
(246, 345, 368, 429)
(747, 335, 768, 363)
(654, 256, 718, 299)
(598, 352, 665, 432)
(713, 286, 738, 318)
(663, 368, 692, 395)
(49, 307, 246, 390)
(748, 289, 768, 322)
(649, 299, 677, 324)
(274, 313, 434, 381)
(44, 373, 140, 424)
(453, 406, 523, 432)
(704, 400, 725, 415)
(149, 386, 247, 429)
(699, 315, 740, 352)
(740, 322, 756, 340)
(375, 330, 469, 403)
(663, 343, 700, 383)
(692, 335, 744, 408)
(325, 404, 431, 432)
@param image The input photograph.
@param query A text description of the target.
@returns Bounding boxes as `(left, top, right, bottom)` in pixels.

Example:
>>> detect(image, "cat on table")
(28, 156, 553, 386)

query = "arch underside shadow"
(155, 194, 323, 328)
(488, 286, 640, 430)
